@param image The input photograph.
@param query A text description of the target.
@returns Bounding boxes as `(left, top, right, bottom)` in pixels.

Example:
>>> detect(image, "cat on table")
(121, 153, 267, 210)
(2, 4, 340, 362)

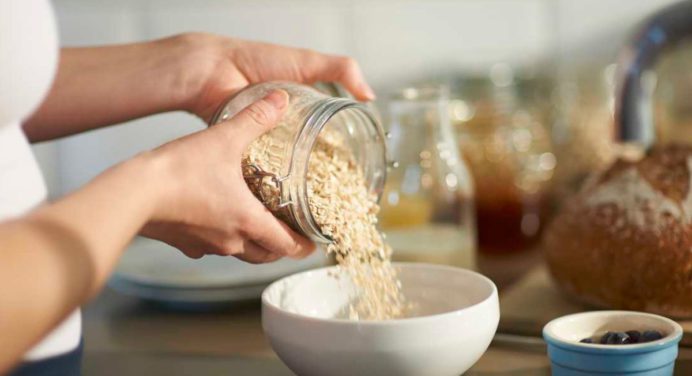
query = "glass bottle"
(210, 82, 387, 243)
(379, 85, 477, 269)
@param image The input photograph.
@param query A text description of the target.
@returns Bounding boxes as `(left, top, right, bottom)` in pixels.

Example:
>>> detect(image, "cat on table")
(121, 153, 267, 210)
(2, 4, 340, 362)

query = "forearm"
(0, 153, 164, 372)
(23, 36, 198, 142)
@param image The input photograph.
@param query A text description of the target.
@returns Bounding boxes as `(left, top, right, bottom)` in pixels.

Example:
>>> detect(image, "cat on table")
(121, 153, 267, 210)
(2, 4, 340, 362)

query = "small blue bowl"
(543, 311, 683, 375)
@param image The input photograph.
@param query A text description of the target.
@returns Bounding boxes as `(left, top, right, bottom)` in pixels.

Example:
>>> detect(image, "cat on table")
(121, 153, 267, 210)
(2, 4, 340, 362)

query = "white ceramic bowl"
(262, 263, 499, 376)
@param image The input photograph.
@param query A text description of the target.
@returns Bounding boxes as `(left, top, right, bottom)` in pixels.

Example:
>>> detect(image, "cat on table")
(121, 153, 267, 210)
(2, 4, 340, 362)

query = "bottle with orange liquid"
(379, 86, 477, 269)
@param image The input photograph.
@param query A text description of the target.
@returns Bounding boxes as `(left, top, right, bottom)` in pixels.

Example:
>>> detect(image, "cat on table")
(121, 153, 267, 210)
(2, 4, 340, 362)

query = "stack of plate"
(109, 238, 327, 310)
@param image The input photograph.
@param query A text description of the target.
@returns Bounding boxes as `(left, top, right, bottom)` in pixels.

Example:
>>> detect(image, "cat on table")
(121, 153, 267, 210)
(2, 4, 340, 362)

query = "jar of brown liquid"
(452, 67, 555, 254)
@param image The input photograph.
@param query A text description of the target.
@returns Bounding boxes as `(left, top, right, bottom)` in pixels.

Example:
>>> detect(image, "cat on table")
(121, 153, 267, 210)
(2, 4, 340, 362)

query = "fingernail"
(265, 90, 289, 110)
(362, 84, 376, 101)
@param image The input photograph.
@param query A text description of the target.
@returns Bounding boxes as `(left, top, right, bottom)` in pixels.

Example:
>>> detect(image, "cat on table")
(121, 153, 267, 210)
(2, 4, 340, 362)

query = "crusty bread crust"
(544, 145, 692, 318)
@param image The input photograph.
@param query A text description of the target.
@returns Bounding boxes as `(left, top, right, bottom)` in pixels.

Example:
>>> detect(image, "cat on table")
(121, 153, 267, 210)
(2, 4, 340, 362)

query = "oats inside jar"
(245, 121, 405, 320)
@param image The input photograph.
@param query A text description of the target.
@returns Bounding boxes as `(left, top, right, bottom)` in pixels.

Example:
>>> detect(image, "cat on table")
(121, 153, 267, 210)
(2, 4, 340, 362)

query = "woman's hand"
(165, 32, 375, 122)
(2, 33, 362, 371)
(140, 89, 315, 262)
(24, 33, 374, 141)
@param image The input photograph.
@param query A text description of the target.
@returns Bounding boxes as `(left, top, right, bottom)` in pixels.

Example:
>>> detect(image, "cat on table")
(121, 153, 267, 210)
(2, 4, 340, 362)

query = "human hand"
(160, 32, 375, 122)
(24, 33, 373, 142)
(140, 89, 315, 263)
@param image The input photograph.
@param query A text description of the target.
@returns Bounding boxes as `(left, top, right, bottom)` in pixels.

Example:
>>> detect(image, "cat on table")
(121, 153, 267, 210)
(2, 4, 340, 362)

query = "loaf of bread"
(544, 144, 692, 317)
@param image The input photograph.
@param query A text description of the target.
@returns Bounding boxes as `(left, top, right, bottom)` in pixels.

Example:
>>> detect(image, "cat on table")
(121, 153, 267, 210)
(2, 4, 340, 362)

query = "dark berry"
(606, 332, 630, 345)
(641, 330, 663, 343)
(580, 338, 593, 344)
(600, 332, 614, 344)
(626, 330, 641, 343)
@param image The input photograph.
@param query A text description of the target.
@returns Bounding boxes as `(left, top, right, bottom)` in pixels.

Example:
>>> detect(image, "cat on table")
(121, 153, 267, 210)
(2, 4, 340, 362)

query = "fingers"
(300, 52, 375, 102)
(289, 242, 317, 260)
(234, 237, 315, 264)
(182, 249, 205, 259)
(238, 199, 316, 258)
(212, 89, 289, 151)
(235, 240, 283, 264)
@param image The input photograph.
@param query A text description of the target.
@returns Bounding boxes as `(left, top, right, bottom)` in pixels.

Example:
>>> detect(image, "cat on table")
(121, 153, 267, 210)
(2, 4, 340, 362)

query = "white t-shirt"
(1, 0, 82, 361)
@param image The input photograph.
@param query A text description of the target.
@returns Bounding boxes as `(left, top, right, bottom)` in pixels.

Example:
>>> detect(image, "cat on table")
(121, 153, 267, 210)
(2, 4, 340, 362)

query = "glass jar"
(550, 64, 618, 203)
(209, 82, 387, 243)
(379, 85, 477, 269)
(451, 66, 555, 254)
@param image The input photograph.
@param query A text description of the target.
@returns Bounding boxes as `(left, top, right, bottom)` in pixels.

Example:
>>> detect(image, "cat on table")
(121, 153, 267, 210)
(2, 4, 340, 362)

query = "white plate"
(112, 238, 328, 289)
(109, 275, 267, 305)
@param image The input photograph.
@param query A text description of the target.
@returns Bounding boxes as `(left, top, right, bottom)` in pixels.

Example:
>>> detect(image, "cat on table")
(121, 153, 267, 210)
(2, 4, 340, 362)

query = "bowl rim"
(543, 310, 683, 353)
(261, 262, 498, 326)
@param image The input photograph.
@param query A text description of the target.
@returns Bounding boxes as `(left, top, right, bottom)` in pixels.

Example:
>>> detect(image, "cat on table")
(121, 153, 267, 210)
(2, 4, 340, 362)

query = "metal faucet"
(614, 0, 692, 148)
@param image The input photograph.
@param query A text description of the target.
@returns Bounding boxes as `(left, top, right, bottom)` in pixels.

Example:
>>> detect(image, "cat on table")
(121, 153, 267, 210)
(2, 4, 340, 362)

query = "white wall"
(36, 0, 680, 197)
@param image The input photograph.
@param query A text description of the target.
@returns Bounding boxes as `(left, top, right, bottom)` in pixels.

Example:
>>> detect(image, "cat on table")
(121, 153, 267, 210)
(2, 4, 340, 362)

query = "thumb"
(217, 89, 289, 150)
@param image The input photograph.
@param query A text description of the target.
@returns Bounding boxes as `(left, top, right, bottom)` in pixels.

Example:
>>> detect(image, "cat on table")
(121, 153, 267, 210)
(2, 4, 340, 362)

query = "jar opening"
(289, 98, 387, 243)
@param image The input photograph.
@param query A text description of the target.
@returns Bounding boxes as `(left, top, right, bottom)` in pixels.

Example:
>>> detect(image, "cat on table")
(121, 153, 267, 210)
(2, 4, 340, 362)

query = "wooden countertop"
(81, 248, 692, 375)
(82, 288, 554, 375)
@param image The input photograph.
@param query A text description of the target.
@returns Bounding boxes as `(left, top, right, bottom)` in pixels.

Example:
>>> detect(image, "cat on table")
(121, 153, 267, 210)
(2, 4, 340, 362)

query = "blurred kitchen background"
(37, 0, 692, 373)
(38, 0, 686, 200)
(39, 0, 692, 273)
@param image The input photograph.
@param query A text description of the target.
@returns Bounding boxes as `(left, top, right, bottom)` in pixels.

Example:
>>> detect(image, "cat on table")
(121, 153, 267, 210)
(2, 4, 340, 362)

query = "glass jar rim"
(289, 97, 387, 244)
